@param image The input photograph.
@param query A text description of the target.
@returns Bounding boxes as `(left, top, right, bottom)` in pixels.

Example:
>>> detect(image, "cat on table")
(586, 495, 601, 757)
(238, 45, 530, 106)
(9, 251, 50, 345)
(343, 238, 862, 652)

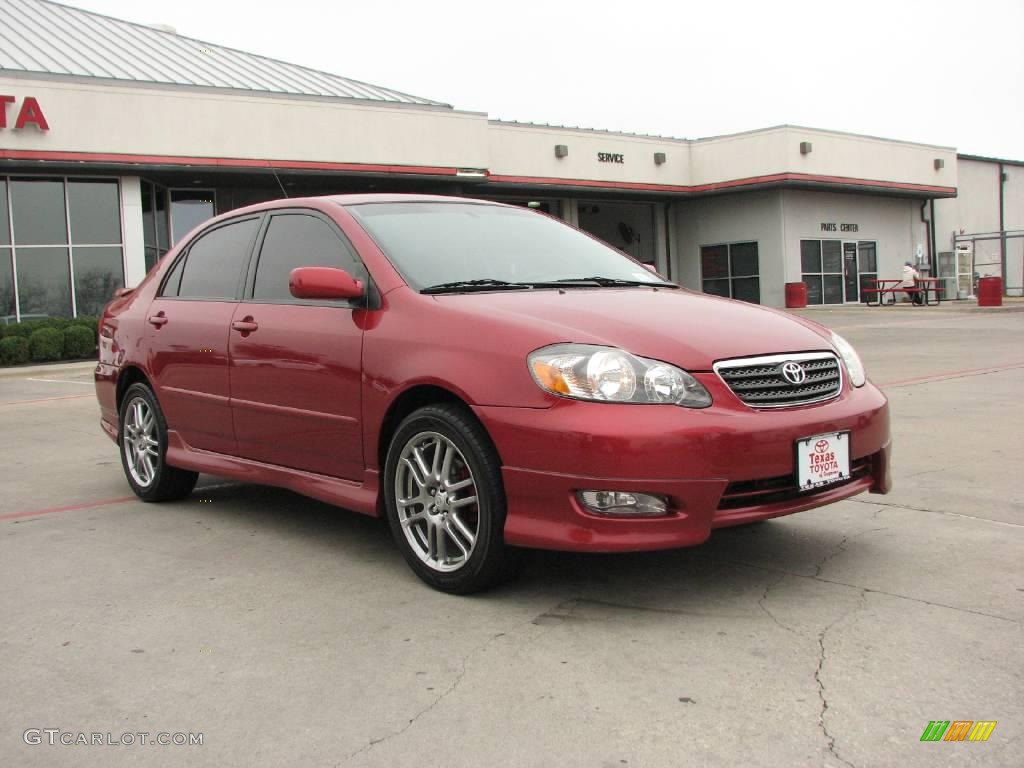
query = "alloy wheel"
(122, 396, 159, 487)
(394, 431, 480, 573)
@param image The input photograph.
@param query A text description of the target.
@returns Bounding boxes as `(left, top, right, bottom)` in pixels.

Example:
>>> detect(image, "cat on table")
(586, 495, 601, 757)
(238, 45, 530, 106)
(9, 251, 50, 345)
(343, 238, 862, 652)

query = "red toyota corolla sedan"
(95, 194, 891, 593)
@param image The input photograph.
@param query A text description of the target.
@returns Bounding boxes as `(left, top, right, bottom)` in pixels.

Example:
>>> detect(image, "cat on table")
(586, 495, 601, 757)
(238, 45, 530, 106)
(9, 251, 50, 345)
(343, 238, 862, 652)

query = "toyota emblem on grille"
(780, 361, 807, 385)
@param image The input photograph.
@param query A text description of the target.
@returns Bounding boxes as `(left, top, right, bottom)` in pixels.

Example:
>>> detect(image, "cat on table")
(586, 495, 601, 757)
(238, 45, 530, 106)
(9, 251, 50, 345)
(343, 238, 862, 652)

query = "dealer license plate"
(796, 432, 850, 490)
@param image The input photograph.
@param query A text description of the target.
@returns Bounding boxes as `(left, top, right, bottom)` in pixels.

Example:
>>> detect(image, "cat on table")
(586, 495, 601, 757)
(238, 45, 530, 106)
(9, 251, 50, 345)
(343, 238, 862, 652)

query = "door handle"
(231, 318, 259, 333)
(148, 313, 168, 327)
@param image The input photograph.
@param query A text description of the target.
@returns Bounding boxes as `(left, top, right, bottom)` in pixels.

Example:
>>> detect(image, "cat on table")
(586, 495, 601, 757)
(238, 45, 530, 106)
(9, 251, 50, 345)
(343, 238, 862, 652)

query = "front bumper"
(474, 375, 891, 552)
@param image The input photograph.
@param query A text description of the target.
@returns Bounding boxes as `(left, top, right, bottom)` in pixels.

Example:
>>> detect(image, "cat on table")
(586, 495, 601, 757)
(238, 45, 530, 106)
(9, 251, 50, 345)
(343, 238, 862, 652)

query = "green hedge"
(28, 328, 65, 362)
(0, 336, 30, 366)
(0, 315, 99, 366)
(64, 325, 96, 359)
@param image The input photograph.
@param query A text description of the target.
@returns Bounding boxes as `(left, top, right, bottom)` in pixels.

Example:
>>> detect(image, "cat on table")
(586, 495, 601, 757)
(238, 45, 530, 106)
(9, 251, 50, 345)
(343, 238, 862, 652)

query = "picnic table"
(862, 277, 943, 306)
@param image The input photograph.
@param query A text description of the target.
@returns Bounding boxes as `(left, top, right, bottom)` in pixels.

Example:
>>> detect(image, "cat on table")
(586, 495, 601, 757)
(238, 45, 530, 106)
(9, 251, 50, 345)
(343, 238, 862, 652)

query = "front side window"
(347, 202, 670, 290)
(172, 217, 259, 300)
(252, 213, 365, 303)
(701, 242, 760, 303)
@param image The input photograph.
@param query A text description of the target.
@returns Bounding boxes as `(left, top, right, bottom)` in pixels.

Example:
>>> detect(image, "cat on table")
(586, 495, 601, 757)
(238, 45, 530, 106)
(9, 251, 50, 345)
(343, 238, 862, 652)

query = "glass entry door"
(802, 239, 878, 304)
(842, 242, 859, 302)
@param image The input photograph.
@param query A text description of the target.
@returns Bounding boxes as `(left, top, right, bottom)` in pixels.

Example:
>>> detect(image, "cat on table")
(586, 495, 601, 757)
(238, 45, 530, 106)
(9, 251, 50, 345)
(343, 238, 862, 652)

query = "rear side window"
(252, 213, 366, 303)
(171, 217, 259, 300)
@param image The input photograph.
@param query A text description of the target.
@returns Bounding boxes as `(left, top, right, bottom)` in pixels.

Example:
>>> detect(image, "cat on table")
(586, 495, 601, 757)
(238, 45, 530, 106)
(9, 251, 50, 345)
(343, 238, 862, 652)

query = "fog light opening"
(576, 490, 669, 517)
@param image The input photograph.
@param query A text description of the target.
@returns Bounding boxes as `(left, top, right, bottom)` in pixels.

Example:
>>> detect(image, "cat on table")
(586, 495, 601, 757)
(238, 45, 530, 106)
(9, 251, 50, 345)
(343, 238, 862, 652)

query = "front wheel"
(384, 404, 521, 594)
(119, 382, 198, 502)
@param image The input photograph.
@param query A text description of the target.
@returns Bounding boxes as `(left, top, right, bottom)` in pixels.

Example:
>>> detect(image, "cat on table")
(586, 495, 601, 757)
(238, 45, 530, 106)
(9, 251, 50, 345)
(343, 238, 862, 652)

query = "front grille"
(715, 352, 842, 408)
(717, 456, 872, 511)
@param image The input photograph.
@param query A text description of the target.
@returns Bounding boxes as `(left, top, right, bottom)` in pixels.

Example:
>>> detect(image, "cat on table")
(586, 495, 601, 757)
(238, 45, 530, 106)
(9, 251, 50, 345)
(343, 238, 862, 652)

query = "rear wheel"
(119, 382, 198, 502)
(384, 404, 520, 594)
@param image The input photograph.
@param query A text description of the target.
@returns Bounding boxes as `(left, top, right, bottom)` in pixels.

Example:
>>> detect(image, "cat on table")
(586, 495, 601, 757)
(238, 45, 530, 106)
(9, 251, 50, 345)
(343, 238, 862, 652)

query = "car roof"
(222, 193, 510, 218)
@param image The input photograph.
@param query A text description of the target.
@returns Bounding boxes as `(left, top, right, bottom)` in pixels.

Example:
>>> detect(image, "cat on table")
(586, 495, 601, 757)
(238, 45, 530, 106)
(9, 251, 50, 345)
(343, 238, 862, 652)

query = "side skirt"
(165, 430, 381, 517)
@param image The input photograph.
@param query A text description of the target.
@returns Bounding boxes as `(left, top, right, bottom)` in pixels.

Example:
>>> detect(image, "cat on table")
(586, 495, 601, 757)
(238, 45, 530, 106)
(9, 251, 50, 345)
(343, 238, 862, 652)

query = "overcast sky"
(68, 0, 1024, 160)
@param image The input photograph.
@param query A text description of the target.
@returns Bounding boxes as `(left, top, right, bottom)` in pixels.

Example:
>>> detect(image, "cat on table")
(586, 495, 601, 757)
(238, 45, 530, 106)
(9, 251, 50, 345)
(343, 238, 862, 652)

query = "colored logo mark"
(920, 721, 996, 742)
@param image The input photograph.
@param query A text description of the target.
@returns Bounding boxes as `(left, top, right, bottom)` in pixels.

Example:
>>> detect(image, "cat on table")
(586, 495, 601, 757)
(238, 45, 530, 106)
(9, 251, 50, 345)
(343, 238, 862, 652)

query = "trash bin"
(785, 282, 807, 308)
(977, 276, 1003, 307)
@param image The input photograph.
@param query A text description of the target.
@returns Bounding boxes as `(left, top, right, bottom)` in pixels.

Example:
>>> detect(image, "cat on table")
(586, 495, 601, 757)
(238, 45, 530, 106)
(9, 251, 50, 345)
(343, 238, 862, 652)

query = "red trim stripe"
(0, 149, 462, 177)
(0, 495, 135, 522)
(488, 171, 957, 196)
(0, 149, 956, 195)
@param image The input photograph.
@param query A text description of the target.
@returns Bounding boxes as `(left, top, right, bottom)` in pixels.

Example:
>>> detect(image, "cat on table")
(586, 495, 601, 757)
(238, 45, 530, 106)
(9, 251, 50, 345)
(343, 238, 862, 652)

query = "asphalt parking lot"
(1, 303, 1021, 768)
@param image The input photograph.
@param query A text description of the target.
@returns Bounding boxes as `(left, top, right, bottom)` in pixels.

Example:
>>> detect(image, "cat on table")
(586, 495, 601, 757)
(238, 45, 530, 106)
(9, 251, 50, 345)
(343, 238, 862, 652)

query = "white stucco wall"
(672, 191, 786, 306)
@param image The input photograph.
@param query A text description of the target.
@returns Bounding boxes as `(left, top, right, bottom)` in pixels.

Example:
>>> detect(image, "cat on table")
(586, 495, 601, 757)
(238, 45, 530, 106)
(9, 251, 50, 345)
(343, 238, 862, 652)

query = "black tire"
(118, 382, 198, 502)
(384, 404, 522, 594)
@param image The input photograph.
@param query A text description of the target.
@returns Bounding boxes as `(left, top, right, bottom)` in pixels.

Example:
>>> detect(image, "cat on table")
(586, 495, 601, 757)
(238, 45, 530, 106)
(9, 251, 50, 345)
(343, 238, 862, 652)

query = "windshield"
(346, 202, 671, 291)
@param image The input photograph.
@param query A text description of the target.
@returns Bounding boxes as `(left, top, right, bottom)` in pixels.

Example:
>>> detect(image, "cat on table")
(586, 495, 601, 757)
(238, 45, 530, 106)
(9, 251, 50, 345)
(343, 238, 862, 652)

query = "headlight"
(528, 344, 712, 407)
(831, 332, 866, 387)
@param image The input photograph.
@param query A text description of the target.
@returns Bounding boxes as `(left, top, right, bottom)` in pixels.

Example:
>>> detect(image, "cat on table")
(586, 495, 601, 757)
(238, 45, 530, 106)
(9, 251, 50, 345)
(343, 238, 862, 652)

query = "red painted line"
(880, 362, 1024, 388)
(1, 495, 135, 522)
(0, 393, 93, 406)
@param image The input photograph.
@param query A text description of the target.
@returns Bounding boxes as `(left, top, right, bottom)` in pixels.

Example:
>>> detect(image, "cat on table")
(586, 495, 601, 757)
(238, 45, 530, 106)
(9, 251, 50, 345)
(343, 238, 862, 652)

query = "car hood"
(431, 287, 833, 370)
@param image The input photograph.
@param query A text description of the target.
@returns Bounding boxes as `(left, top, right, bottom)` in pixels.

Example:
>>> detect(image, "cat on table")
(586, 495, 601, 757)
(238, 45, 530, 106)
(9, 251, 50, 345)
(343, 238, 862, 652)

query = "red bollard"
(977, 276, 1003, 307)
(785, 282, 808, 308)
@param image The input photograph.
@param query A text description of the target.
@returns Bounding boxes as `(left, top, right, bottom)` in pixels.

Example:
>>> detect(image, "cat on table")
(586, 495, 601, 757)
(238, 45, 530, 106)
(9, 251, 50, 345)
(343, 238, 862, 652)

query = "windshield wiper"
(555, 276, 677, 288)
(420, 278, 533, 294)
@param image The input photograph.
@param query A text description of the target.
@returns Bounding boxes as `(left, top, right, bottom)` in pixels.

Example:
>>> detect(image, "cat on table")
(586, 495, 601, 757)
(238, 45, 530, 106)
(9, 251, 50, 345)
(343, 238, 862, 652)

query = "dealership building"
(1, 0, 1021, 321)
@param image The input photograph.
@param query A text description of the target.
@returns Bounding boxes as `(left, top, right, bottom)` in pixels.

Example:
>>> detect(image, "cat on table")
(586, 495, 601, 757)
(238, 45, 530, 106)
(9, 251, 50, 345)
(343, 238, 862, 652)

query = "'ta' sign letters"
(0, 96, 50, 131)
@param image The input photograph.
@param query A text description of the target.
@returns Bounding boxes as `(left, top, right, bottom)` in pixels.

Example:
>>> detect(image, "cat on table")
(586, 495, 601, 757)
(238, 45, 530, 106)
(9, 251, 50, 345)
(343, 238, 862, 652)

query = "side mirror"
(289, 266, 364, 300)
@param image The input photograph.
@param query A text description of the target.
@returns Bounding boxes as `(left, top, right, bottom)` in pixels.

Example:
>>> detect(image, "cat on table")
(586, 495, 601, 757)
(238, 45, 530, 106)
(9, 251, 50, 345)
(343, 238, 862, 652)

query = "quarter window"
(173, 217, 259, 300)
(252, 213, 365, 303)
(701, 242, 760, 303)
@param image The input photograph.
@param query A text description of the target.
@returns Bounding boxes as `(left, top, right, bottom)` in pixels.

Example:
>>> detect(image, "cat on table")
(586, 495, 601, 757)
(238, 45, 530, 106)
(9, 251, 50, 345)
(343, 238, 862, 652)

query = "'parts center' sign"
(0, 96, 49, 131)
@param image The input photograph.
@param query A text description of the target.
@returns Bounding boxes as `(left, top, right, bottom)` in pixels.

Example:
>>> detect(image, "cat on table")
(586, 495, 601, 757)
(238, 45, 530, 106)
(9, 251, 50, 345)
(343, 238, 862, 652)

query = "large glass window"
(700, 242, 760, 303)
(801, 238, 876, 304)
(170, 189, 216, 245)
(16, 246, 71, 319)
(253, 213, 365, 303)
(73, 247, 125, 316)
(174, 217, 259, 300)
(802, 239, 844, 305)
(2, 177, 124, 320)
(11, 179, 67, 245)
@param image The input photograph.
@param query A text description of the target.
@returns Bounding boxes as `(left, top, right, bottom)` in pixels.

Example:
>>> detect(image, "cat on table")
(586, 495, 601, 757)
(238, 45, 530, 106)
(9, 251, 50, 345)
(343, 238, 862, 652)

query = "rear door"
(228, 210, 367, 480)
(145, 215, 260, 455)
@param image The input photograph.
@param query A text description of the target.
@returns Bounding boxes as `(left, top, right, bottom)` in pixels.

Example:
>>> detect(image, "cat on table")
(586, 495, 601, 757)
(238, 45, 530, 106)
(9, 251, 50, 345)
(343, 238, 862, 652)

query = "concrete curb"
(0, 359, 97, 379)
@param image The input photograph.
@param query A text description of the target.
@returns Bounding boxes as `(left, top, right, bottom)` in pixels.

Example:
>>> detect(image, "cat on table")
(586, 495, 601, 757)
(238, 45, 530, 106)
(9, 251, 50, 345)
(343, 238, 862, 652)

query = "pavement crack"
(718, 556, 1021, 625)
(815, 589, 866, 768)
(757, 571, 799, 635)
(342, 628, 508, 764)
(850, 498, 1023, 528)
(814, 527, 886, 579)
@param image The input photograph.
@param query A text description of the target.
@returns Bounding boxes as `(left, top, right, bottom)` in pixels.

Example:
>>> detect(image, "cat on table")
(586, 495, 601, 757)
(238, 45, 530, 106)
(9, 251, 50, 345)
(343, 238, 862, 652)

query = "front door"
(228, 211, 367, 481)
(843, 242, 859, 302)
(145, 215, 260, 455)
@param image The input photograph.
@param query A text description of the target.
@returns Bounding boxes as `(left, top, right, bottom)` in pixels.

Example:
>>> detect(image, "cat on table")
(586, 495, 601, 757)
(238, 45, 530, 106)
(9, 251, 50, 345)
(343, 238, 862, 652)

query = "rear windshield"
(346, 202, 668, 290)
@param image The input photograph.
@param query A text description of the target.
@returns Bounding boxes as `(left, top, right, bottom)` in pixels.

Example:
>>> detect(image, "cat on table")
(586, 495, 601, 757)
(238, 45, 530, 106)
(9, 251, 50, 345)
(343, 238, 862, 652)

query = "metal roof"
(0, 0, 451, 107)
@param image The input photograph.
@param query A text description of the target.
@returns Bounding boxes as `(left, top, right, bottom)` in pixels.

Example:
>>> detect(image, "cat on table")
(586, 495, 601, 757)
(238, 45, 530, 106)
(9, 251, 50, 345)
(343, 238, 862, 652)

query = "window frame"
(241, 209, 372, 308)
(158, 213, 262, 302)
(699, 240, 760, 304)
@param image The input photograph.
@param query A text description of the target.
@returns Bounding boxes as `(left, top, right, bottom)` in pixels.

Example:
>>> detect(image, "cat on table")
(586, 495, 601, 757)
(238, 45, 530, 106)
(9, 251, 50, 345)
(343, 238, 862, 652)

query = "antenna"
(271, 169, 289, 198)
